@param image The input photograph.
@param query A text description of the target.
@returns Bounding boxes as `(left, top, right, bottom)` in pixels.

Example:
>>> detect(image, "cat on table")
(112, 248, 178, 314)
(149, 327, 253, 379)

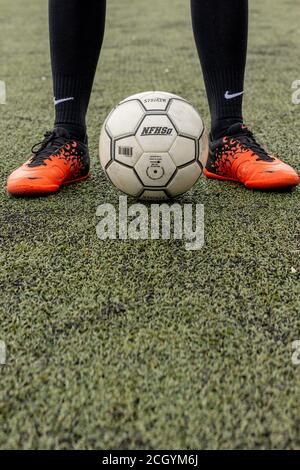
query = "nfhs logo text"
(141, 126, 173, 136)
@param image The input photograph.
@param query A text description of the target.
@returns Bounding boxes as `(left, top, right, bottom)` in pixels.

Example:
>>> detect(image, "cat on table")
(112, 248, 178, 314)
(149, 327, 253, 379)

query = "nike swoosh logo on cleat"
(54, 97, 74, 106)
(224, 91, 244, 100)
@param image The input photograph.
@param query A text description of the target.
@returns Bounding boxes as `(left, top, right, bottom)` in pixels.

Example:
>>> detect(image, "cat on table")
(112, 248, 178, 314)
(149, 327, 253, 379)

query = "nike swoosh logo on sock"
(54, 97, 75, 106)
(224, 91, 244, 100)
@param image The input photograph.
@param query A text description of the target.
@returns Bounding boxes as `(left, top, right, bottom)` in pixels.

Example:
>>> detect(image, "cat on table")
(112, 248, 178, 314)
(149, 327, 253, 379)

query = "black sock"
(49, 0, 106, 140)
(191, 0, 248, 139)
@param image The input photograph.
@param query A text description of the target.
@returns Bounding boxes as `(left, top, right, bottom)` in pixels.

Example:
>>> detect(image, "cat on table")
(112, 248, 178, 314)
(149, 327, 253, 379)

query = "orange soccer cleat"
(7, 128, 90, 196)
(204, 124, 299, 190)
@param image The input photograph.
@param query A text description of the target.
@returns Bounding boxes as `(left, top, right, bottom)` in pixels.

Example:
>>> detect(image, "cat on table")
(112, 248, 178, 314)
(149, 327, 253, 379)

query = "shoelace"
(28, 131, 67, 167)
(235, 128, 274, 162)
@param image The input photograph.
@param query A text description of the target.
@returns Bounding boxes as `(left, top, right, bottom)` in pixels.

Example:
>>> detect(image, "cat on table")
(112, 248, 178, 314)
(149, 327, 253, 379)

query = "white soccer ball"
(99, 91, 208, 200)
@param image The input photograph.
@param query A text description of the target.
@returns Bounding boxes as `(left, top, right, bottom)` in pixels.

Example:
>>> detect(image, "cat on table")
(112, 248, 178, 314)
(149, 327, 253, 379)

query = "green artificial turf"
(0, 0, 300, 450)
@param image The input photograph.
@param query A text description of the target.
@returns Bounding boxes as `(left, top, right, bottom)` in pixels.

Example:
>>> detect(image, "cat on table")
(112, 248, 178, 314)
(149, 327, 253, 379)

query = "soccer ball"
(99, 91, 208, 200)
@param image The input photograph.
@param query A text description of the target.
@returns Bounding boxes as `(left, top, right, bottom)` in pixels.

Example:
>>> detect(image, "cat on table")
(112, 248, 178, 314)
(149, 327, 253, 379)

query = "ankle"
(211, 118, 243, 140)
(54, 123, 87, 142)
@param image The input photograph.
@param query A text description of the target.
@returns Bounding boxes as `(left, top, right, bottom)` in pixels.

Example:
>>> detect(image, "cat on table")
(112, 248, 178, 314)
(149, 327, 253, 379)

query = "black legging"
(49, 0, 248, 138)
(49, 0, 106, 135)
